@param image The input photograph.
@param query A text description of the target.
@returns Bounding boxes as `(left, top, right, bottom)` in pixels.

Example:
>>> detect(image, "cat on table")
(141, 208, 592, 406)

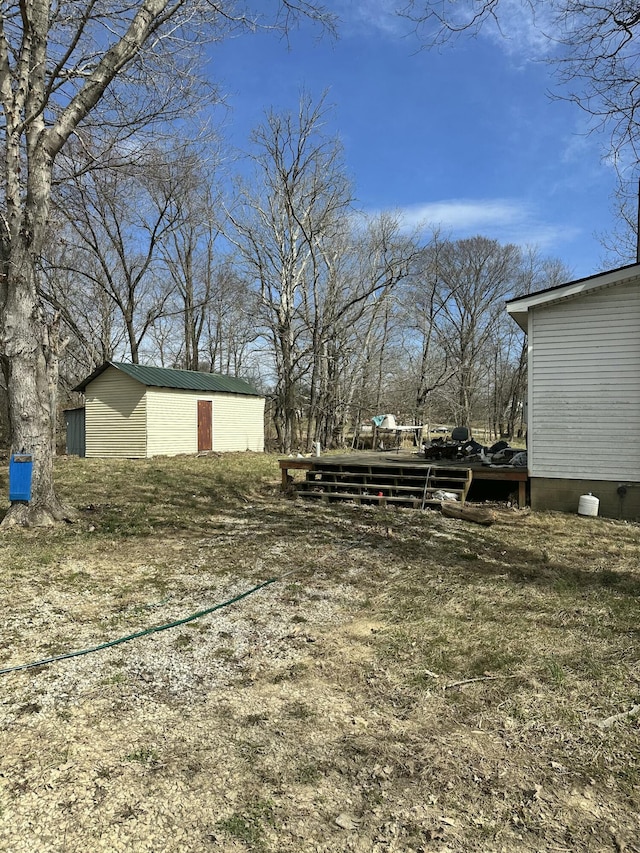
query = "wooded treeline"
(8, 95, 568, 454)
(0, 0, 635, 528)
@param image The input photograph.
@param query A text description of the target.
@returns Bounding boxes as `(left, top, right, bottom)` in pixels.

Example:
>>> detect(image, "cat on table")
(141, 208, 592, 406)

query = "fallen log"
(441, 502, 496, 526)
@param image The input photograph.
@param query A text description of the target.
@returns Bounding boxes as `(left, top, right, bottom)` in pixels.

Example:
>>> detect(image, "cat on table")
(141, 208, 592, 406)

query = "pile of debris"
(423, 437, 527, 468)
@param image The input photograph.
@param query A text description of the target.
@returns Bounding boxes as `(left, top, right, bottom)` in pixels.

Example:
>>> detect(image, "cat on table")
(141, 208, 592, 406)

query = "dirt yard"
(0, 454, 638, 852)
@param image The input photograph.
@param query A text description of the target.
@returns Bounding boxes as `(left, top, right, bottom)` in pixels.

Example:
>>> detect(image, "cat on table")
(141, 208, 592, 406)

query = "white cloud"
(398, 198, 528, 230)
(338, 0, 564, 60)
(368, 197, 581, 252)
(335, 0, 410, 38)
(477, 0, 563, 59)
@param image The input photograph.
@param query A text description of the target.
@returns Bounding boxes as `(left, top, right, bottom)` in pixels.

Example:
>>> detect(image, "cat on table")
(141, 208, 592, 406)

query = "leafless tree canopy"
(405, 1, 640, 163)
(402, 0, 640, 261)
(0, 1, 334, 524)
(0, 1, 577, 521)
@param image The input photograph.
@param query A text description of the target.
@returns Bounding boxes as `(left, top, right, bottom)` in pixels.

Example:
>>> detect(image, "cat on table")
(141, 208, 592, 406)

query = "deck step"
(295, 463, 472, 508)
(296, 490, 446, 507)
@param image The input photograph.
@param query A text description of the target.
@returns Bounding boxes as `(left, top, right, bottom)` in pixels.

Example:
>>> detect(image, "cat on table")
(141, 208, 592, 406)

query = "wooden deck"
(279, 451, 529, 508)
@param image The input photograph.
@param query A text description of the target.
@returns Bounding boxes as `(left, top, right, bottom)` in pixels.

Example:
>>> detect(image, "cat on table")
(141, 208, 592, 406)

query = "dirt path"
(1, 502, 639, 852)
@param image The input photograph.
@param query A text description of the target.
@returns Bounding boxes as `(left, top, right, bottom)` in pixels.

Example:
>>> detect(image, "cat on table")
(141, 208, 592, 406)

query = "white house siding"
(213, 394, 265, 452)
(145, 388, 200, 457)
(528, 280, 640, 481)
(84, 369, 146, 458)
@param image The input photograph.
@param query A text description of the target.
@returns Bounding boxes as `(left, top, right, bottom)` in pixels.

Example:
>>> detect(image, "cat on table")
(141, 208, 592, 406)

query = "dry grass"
(0, 452, 638, 852)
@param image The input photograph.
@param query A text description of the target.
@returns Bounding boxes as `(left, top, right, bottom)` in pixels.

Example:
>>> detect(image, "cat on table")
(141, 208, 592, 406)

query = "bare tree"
(599, 175, 640, 265)
(201, 260, 260, 376)
(404, 1, 640, 248)
(51, 142, 261, 380)
(162, 188, 217, 372)
(397, 231, 458, 425)
(157, 160, 260, 375)
(303, 212, 419, 449)
(54, 149, 184, 364)
(227, 93, 352, 452)
(43, 241, 128, 400)
(427, 236, 522, 429)
(485, 249, 570, 438)
(228, 95, 419, 452)
(0, 1, 332, 525)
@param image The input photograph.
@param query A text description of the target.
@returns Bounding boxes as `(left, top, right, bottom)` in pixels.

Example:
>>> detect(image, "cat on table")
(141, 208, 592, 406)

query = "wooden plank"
(441, 503, 496, 525)
(518, 479, 526, 508)
(278, 458, 314, 489)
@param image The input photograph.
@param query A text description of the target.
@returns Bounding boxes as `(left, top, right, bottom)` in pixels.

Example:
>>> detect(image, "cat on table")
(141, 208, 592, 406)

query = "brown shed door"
(197, 400, 212, 451)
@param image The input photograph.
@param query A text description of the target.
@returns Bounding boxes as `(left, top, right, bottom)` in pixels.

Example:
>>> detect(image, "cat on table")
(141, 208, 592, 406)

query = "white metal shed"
(73, 362, 265, 458)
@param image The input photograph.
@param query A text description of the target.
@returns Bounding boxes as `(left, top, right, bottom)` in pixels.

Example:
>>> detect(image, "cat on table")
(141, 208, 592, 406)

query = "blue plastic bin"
(9, 453, 33, 502)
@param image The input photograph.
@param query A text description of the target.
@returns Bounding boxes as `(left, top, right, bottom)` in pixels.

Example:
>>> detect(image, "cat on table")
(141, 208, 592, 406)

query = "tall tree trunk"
(0, 241, 72, 525)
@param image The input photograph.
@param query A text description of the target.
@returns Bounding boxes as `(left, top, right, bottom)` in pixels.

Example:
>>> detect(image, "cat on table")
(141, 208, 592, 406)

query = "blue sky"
(207, 1, 623, 281)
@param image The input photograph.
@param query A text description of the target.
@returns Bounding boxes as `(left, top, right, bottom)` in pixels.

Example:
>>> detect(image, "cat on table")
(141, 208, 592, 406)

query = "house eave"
(508, 309, 528, 332)
(506, 262, 640, 331)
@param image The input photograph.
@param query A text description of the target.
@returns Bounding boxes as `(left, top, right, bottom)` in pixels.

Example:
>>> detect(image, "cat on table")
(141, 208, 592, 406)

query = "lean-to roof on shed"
(506, 262, 640, 331)
(74, 361, 261, 396)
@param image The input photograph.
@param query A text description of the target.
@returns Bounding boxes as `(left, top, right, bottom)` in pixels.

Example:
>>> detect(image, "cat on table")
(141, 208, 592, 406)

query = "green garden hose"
(0, 575, 280, 676)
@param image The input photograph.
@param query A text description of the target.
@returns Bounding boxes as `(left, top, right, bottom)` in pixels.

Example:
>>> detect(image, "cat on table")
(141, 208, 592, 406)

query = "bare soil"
(0, 455, 638, 852)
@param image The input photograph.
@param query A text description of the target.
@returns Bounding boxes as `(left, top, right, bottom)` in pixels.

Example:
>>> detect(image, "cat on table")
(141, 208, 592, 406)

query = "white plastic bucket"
(578, 493, 599, 517)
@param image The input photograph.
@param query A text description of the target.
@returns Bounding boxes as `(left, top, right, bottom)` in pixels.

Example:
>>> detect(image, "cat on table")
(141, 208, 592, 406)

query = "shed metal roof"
(73, 361, 261, 396)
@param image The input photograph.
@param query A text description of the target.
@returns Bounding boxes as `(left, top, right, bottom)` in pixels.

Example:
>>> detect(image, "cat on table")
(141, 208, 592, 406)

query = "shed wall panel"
(146, 389, 200, 456)
(84, 369, 146, 458)
(528, 281, 640, 481)
(213, 395, 265, 452)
